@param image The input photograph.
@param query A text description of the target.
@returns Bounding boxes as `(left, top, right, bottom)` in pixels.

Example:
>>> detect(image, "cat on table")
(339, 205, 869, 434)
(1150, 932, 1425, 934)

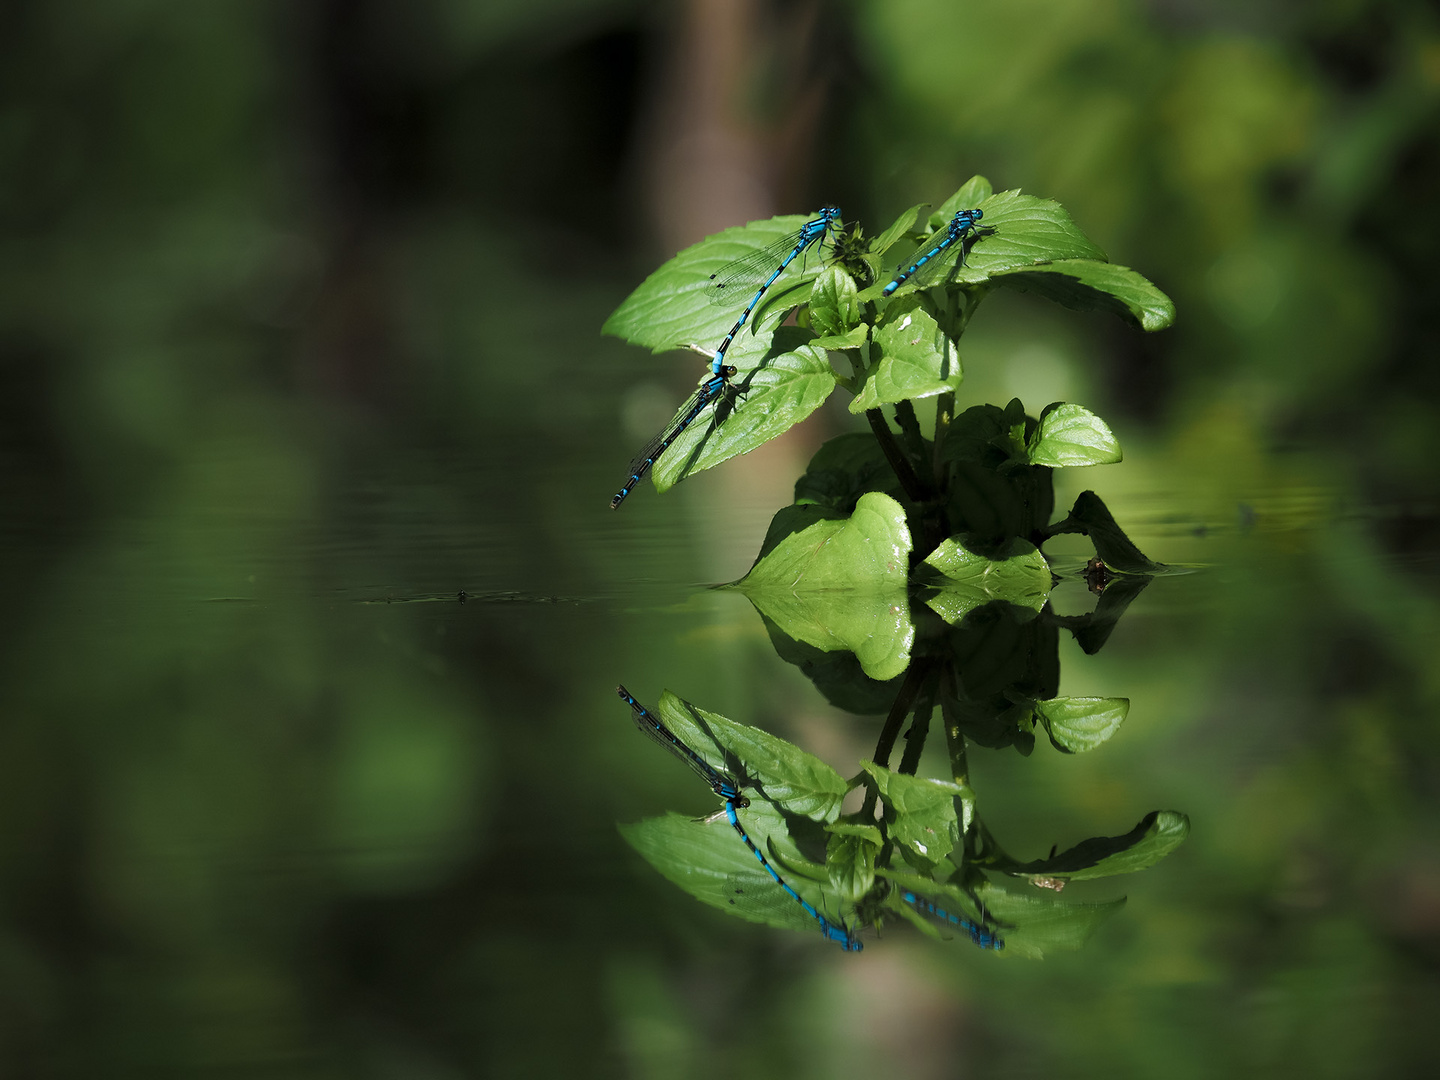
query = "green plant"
(608, 177, 1186, 954)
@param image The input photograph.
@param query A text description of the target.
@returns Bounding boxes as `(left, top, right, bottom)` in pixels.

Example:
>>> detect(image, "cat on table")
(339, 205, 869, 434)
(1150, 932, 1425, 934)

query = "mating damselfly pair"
(609, 205, 987, 509)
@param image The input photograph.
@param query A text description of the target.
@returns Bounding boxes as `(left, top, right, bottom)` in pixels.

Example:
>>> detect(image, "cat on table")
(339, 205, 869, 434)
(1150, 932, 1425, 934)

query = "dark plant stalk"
(865, 408, 929, 502)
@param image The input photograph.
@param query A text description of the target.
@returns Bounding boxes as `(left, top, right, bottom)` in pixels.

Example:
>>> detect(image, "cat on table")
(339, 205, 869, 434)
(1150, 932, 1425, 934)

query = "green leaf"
(875, 869, 1124, 958)
(877, 869, 994, 943)
(1028, 402, 1123, 467)
(735, 492, 915, 681)
(825, 828, 878, 902)
(932, 175, 994, 226)
(921, 537, 1052, 624)
(811, 325, 869, 350)
(992, 260, 1176, 332)
(851, 299, 963, 412)
(881, 191, 1109, 300)
(619, 800, 848, 937)
(993, 810, 1190, 882)
(1050, 491, 1166, 574)
(652, 328, 836, 493)
(808, 265, 861, 338)
(666, 693, 849, 823)
(871, 203, 926, 258)
(826, 822, 884, 846)
(793, 433, 907, 512)
(968, 879, 1127, 959)
(602, 214, 833, 354)
(862, 761, 963, 866)
(759, 612, 904, 716)
(963, 190, 1108, 270)
(1034, 696, 1129, 753)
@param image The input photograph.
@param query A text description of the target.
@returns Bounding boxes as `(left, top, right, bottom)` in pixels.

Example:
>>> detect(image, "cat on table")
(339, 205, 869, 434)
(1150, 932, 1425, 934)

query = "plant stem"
(865, 408, 929, 502)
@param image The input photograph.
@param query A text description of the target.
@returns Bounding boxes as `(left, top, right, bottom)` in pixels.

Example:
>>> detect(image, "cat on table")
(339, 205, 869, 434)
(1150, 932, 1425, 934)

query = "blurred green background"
(2, 0, 1438, 1076)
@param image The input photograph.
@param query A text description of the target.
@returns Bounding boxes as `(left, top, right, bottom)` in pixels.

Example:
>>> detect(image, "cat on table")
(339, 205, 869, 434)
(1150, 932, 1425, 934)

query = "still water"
(4, 416, 1434, 1078)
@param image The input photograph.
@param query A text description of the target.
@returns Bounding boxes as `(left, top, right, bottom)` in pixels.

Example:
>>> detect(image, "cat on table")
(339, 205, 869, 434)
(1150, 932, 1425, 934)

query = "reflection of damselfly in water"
(617, 686, 862, 951)
(882, 208, 984, 296)
(616, 685, 746, 804)
(609, 367, 734, 509)
(707, 206, 842, 376)
(900, 888, 1005, 951)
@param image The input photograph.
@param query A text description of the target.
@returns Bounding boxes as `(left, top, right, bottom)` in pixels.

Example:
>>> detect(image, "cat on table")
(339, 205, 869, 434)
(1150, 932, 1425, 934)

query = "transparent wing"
(705, 230, 833, 308)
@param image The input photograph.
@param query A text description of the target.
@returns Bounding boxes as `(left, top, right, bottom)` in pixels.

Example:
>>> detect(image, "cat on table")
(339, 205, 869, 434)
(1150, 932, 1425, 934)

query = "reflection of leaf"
(1028, 403, 1122, 467)
(653, 328, 836, 491)
(872, 869, 1124, 959)
(1049, 573, 1153, 654)
(992, 260, 1175, 332)
(603, 214, 834, 352)
(1035, 697, 1130, 753)
(736, 492, 914, 681)
(991, 810, 1190, 881)
(968, 879, 1126, 960)
(671, 694, 848, 823)
(921, 537, 1052, 624)
(826, 826, 879, 902)
(760, 613, 902, 715)
(862, 761, 962, 866)
(620, 801, 851, 938)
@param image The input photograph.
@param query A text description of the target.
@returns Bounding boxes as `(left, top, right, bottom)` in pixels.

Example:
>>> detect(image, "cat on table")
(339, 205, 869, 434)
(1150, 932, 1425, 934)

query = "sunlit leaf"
(871, 203, 926, 258)
(602, 214, 834, 353)
(735, 492, 914, 681)
(1028, 403, 1123, 467)
(851, 299, 963, 412)
(809, 265, 861, 338)
(652, 328, 836, 492)
(881, 191, 1109, 299)
(1034, 696, 1129, 753)
(934, 175, 995, 224)
(921, 536, 1052, 624)
(811, 325, 869, 350)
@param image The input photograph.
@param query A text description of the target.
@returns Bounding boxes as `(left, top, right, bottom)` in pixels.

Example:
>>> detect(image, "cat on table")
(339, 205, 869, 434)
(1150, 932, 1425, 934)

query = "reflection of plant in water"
(607, 176, 1188, 955)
